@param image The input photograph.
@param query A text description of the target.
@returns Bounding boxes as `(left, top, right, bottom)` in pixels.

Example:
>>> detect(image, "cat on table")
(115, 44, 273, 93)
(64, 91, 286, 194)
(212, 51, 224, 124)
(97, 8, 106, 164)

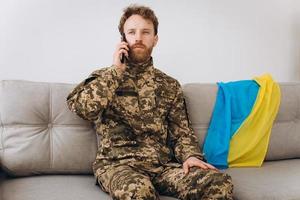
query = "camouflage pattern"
(97, 164, 233, 200)
(67, 57, 233, 199)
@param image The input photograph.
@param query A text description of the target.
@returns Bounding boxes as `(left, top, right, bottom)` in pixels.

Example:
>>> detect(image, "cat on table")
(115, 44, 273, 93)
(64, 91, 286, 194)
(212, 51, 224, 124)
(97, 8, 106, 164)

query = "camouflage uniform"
(67, 57, 233, 199)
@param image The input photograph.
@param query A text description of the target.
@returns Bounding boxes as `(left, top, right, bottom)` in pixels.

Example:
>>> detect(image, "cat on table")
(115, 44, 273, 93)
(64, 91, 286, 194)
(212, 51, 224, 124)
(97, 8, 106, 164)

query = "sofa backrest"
(0, 80, 97, 176)
(183, 83, 300, 162)
(0, 80, 300, 176)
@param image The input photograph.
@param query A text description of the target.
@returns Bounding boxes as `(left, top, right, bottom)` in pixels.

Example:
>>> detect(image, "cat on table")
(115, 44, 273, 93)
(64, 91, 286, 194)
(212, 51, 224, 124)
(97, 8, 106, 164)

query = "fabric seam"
(49, 83, 53, 169)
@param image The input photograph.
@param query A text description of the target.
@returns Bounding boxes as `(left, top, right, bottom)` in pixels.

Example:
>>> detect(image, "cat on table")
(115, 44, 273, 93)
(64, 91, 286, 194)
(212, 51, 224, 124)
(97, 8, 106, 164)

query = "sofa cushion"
(2, 160, 300, 200)
(1, 175, 177, 200)
(225, 159, 300, 200)
(183, 83, 300, 161)
(0, 80, 97, 176)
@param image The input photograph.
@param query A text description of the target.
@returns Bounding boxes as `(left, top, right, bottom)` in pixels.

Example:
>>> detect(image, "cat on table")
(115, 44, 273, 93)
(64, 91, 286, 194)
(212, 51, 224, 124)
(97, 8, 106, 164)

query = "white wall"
(0, 0, 299, 84)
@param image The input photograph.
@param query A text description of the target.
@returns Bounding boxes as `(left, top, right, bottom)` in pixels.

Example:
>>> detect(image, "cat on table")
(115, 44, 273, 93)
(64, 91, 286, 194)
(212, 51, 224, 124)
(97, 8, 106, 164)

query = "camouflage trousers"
(96, 163, 233, 200)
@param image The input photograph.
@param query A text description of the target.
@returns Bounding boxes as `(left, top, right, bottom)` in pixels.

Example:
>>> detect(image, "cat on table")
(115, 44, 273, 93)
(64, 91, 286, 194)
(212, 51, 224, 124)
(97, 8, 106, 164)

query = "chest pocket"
(115, 89, 139, 116)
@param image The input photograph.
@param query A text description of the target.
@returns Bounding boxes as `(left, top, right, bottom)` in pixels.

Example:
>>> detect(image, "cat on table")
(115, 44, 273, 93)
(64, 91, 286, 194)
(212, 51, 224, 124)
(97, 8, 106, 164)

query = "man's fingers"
(196, 162, 220, 172)
(199, 163, 208, 169)
(118, 43, 129, 51)
(120, 41, 128, 46)
(205, 163, 219, 171)
(190, 161, 208, 170)
(197, 160, 219, 170)
(184, 157, 220, 173)
(119, 44, 129, 51)
(183, 162, 189, 175)
(119, 49, 129, 57)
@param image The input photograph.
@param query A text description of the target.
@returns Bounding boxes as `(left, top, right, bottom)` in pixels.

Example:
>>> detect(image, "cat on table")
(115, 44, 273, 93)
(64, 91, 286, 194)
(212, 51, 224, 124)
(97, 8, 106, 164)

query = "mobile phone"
(120, 33, 127, 64)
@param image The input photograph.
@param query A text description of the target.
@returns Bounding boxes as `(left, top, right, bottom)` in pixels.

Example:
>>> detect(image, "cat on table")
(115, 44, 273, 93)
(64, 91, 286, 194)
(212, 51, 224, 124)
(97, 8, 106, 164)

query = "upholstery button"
(48, 123, 52, 128)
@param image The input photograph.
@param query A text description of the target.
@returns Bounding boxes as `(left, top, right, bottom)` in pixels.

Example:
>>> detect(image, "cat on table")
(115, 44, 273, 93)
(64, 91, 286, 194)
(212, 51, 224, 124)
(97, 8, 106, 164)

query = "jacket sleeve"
(167, 81, 204, 163)
(66, 66, 124, 122)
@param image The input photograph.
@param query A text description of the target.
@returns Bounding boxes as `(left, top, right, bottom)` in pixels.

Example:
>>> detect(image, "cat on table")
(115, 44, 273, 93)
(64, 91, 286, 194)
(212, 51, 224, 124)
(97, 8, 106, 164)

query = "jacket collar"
(125, 57, 154, 77)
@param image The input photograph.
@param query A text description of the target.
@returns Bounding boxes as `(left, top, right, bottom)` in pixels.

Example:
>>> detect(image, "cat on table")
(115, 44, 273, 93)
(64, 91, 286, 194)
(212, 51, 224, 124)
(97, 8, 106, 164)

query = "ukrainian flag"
(203, 74, 281, 169)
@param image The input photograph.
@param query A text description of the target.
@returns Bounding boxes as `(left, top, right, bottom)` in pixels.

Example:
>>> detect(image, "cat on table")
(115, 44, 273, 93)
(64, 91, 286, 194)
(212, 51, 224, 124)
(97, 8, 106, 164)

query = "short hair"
(118, 4, 159, 36)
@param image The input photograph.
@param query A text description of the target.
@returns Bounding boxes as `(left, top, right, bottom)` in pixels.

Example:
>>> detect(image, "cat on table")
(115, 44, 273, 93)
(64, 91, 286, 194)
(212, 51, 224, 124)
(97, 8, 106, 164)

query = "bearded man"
(67, 4, 233, 200)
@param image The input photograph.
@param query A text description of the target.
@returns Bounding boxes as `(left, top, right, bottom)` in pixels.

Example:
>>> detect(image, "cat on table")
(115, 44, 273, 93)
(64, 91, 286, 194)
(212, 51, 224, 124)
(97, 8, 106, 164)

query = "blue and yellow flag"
(203, 74, 281, 169)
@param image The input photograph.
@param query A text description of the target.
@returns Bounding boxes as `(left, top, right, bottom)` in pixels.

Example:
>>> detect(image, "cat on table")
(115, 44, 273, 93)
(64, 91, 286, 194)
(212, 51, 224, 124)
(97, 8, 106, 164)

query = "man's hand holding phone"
(112, 38, 129, 74)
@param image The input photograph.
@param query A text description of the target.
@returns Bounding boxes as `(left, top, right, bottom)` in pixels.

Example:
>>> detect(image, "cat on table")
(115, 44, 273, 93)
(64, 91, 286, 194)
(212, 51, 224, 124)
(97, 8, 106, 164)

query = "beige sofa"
(0, 80, 300, 200)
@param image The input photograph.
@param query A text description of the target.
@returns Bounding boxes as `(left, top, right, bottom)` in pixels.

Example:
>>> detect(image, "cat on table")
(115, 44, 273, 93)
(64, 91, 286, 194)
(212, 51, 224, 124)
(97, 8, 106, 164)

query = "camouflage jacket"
(66, 58, 203, 176)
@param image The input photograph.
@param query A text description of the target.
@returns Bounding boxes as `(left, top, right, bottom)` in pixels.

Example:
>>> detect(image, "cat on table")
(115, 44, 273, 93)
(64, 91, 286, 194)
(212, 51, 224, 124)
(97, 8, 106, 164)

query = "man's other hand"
(183, 156, 219, 175)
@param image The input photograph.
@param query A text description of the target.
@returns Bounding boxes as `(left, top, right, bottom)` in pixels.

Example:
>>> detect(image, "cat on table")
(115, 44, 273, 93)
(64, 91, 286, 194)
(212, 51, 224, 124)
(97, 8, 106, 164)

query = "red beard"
(128, 43, 153, 64)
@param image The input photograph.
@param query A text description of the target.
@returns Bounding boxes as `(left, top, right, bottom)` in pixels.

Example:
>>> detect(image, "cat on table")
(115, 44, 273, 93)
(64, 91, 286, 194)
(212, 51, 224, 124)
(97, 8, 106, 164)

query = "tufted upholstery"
(0, 80, 97, 176)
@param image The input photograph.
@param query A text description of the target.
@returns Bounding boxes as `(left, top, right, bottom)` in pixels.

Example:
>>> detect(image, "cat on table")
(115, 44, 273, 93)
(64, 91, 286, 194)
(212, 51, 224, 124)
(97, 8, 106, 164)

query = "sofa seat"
(1, 174, 177, 200)
(225, 159, 300, 200)
(3, 160, 300, 200)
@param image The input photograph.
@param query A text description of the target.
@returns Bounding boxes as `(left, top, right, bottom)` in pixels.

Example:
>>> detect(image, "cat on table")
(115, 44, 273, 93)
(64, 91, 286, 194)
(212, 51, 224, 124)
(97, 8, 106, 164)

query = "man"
(67, 4, 233, 200)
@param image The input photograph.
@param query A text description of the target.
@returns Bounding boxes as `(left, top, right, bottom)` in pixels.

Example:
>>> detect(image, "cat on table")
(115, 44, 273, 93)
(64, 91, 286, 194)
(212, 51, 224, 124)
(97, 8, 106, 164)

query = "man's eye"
(143, 32, 150, 34)
(128, 31, 134, 34)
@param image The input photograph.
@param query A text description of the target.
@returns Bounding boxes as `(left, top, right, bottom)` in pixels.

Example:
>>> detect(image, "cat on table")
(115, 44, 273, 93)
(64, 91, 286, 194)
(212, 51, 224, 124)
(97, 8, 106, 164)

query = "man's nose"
(135, 32, 142, 41)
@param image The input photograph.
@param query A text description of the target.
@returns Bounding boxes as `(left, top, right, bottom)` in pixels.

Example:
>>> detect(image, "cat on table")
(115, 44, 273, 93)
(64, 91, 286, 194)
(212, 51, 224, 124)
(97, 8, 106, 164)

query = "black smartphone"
(120, 33, 127, 64)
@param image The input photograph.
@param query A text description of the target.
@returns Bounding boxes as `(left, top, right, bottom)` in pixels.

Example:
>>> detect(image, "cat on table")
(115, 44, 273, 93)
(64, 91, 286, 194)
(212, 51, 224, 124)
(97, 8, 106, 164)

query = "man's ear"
(153, 35, 159, 47)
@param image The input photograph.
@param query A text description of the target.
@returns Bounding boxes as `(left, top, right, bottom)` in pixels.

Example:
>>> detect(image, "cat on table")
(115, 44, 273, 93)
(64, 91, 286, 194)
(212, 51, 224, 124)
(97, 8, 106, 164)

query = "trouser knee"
(111, 180, 159, 200)
(183, 172, 233, 200)
(202, 172, 233, 200)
